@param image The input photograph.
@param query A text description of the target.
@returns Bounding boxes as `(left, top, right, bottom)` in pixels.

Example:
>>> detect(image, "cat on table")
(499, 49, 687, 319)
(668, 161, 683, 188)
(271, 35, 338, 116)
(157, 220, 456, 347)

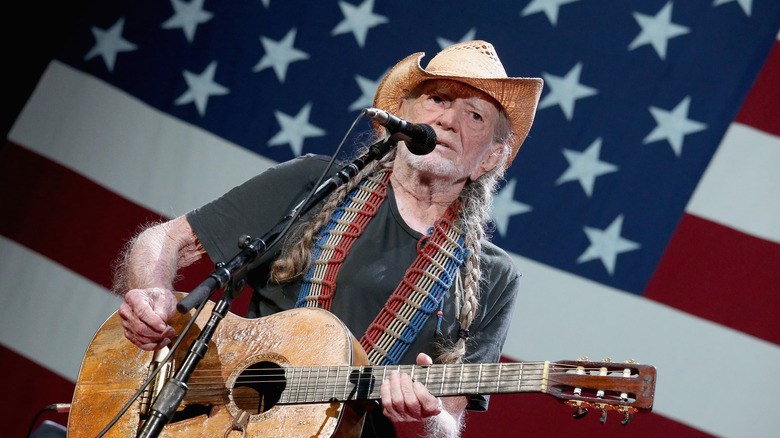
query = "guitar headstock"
(545, 358, 656, 425)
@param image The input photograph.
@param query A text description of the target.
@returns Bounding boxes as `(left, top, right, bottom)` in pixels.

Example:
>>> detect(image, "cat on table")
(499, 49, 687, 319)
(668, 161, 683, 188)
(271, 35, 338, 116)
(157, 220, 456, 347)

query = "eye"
(430, 95, 443, 104)
(470, 112, 483, 122)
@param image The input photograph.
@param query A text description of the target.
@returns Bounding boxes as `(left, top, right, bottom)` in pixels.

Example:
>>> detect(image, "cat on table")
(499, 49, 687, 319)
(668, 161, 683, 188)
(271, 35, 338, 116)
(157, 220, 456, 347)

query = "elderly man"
(117, 40, 542, 438)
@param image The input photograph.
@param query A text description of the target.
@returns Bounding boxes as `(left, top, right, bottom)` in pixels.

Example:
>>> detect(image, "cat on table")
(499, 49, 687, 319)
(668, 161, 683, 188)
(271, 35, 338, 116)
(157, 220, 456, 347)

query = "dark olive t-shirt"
(186, 154, 521, 434)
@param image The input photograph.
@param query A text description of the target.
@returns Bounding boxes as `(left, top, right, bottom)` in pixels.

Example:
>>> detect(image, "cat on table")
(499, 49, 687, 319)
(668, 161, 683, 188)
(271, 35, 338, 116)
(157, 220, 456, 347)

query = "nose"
(434, 106, 458, 132)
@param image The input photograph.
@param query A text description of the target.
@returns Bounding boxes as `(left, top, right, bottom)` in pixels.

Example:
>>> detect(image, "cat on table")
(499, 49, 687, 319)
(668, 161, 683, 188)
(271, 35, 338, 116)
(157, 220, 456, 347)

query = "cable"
(26, 404, 69, 438)
(94, 296, 208, 438)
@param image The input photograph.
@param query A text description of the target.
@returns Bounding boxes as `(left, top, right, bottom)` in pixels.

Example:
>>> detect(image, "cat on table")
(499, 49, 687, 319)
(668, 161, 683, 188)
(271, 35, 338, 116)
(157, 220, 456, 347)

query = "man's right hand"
(118, 287, 178, 350)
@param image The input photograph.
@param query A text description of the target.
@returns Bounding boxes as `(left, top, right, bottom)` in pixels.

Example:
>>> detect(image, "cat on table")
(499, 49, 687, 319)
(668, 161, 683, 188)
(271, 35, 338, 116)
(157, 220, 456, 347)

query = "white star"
(332, 0, 389, 48)
(84, 17, 138, 72)
(436, 28, 478, 50)
(161, 0, 214, 43)
(713, 0, 753, 17)
(577, 214, 640, 276)
(174, 61, 229, 116)
(348, 70, 388, 111)
(539, 62, 598, 120)
(628, 1, 690, 60)
(253, 28, 309, 83)
(556, 138, 618, 197)
(643, 96, 707, 156)
(521, 0, 580, 26)
(260, 0, 271, 8)
(268, 102, 326, 156)
(491, 179, 532, 237)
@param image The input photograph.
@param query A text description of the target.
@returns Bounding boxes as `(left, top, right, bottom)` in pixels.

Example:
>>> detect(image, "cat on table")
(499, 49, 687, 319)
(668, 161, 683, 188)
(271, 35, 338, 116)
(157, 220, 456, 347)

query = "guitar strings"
(131, 361, 643, 405)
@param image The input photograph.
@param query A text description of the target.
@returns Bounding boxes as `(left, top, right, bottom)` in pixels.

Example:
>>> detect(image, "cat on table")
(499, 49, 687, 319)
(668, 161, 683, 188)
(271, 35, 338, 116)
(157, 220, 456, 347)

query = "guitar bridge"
(139, 347, 175, 418)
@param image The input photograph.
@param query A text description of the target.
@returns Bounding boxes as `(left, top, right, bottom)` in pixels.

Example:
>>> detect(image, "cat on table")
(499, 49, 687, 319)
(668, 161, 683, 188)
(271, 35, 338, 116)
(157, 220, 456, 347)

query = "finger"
(126, 291, 171, 333)
(416, 352, 433, 366)
(413, 382, 442, 417)
(132, 296, 169, 332)
(398, 373, 423, 418)
(120, 293, 175, 347)
(380, 377, 394, 414)
(124, 326, 172, 351)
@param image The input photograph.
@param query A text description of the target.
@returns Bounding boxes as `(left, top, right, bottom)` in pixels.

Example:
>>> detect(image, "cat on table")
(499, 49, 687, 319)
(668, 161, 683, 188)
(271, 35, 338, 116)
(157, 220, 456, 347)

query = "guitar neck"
(278, 362, 549, 404)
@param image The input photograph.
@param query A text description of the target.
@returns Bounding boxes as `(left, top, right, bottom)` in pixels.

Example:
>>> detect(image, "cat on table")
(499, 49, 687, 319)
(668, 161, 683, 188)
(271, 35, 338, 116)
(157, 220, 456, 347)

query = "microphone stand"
(136, 136, 397, 438)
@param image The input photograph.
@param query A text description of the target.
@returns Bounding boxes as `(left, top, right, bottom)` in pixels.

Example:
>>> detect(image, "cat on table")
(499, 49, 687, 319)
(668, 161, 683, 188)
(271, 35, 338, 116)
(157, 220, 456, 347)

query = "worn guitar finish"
(68, 295, 656, 437)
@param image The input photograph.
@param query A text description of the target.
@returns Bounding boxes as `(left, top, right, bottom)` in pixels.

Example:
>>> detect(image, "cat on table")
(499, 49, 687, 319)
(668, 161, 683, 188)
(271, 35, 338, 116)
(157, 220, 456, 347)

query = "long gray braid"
(271, 109, 513, 365)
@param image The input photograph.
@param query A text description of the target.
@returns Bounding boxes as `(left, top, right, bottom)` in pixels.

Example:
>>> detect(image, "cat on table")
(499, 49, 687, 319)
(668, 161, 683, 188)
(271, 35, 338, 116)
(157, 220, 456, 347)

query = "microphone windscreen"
(407, 124, 437, 155)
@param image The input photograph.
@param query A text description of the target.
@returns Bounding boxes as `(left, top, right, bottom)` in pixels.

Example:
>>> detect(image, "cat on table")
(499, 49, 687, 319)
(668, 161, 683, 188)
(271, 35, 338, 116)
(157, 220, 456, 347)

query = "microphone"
(364, 108, 437, 155)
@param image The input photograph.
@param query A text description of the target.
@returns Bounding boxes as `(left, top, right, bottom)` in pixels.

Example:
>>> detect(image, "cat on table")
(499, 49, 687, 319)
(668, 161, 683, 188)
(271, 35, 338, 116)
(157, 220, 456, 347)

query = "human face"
(397, 80, 503, 183)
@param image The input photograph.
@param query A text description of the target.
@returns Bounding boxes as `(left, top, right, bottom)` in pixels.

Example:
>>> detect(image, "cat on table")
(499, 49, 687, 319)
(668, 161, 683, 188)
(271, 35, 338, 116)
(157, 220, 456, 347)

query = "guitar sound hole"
(233, 361, 286, 414)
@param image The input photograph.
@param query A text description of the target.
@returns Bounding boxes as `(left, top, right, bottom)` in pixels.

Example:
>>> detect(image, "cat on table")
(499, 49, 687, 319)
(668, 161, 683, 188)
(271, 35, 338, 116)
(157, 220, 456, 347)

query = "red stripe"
(1, 345, 74, 438)
(0, 141, 249, 312)
(0, 141, 167, 290)
(644, 213, 780, 345)
(734, 41, 780, 136)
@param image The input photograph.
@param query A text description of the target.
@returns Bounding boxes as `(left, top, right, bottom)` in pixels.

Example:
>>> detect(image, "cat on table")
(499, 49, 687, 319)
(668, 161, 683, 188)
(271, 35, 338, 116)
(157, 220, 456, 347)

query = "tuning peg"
(621, 411, 633, 426)
(572, 406, 588, 420)
(599, 408, 608, 424)
(624, 359, 636, 364)
(577, 356, 589, 361)
(601, 357, 613, 363)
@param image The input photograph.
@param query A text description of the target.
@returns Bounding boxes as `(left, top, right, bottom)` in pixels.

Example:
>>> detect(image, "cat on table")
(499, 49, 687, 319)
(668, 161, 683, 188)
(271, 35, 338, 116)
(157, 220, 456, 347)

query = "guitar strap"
(296, 168, 468, 366)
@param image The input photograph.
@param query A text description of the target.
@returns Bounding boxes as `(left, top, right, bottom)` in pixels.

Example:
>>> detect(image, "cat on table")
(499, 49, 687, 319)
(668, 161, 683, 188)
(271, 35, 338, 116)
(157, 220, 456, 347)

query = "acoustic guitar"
(67, 294, 656, 437)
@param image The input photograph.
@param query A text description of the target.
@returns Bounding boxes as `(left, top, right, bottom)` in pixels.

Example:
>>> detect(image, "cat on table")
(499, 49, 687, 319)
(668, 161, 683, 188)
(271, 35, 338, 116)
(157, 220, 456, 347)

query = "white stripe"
(686, 122, 780, 243)
(8, 61, 277, 218)
(0, 237, 122, 381)
(504, 253, 780, 438)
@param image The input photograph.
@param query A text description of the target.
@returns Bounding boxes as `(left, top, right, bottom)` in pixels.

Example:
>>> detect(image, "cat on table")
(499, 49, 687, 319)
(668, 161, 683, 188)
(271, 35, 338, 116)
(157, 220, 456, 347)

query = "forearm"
(113, 216, 204, 294)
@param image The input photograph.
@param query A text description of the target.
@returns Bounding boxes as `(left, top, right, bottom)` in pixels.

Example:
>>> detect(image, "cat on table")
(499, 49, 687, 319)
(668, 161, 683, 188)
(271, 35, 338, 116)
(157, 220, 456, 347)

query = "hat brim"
(373, 52, 543, 165)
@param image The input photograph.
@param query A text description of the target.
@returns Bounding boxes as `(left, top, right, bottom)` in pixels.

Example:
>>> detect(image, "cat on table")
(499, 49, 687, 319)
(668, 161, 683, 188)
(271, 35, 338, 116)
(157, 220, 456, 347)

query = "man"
(117, 40, 543, 438)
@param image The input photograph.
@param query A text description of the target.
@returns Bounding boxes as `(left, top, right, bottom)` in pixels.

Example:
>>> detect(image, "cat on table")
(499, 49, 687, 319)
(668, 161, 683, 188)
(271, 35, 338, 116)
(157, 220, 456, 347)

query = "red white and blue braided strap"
(296, 170, 467, 366)
(296, 169, 391, 310)
(359, 203, 467, 366)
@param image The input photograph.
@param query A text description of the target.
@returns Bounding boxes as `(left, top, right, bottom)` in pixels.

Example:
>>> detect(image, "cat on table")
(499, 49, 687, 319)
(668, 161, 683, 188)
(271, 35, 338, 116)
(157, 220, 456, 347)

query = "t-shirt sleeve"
(186, 154, 332, 264)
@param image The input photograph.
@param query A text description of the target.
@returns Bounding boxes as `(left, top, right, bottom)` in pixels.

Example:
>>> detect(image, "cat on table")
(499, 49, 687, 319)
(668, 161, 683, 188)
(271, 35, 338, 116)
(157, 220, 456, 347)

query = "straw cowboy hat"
(373, 40, 543, 165)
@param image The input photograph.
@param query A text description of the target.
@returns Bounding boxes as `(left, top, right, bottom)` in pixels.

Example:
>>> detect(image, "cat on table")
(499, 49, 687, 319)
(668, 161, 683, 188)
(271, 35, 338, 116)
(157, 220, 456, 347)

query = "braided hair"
(270, 94, 513, 364)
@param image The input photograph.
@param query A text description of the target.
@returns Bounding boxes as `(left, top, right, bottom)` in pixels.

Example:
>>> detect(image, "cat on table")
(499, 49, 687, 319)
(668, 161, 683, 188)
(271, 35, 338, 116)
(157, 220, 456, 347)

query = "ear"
(470, 142, 504, 180)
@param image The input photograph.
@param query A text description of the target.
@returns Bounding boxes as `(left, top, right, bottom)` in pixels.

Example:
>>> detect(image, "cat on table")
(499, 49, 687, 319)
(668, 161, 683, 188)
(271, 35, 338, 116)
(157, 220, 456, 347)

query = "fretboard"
(277, 362, 549, 404)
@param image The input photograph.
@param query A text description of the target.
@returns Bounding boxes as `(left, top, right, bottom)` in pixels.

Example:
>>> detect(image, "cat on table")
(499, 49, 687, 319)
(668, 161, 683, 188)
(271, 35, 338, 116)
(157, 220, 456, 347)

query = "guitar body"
(67, 295, 369, 437)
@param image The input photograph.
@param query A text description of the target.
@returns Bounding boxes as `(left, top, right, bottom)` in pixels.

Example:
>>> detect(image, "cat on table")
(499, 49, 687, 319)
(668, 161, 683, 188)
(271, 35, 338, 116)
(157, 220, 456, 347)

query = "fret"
(496, 363, 502, 393)
(372, 367, 381, 399)
(343, 366, 349, 400)
(517, 362, 523, 393)
(457, 363, 463, 395)
(425, 365, 430, 388)
(298, 366, 305, 402)
(305, 367, 312, 402)
(289, 367, 298, 403)
(280, 368, 289, 403)
(333, 366, 340, 401)
(323, 366, 331, 403)
(440, 364, 446, 395)
(476, 363, 482, 394)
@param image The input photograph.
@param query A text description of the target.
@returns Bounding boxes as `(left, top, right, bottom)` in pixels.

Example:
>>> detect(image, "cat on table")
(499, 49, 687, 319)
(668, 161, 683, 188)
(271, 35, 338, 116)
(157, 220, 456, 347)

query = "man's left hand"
(380, 353, 444, 437)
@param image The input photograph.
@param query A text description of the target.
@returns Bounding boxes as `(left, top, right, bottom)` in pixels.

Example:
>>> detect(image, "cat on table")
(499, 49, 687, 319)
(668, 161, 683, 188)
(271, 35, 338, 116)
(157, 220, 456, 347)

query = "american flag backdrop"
(2, 0, 779, 437)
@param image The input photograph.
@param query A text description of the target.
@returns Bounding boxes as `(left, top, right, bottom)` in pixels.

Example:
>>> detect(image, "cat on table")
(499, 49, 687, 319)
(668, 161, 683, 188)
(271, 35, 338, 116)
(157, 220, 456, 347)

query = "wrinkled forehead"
(410, 79, 502, 110)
